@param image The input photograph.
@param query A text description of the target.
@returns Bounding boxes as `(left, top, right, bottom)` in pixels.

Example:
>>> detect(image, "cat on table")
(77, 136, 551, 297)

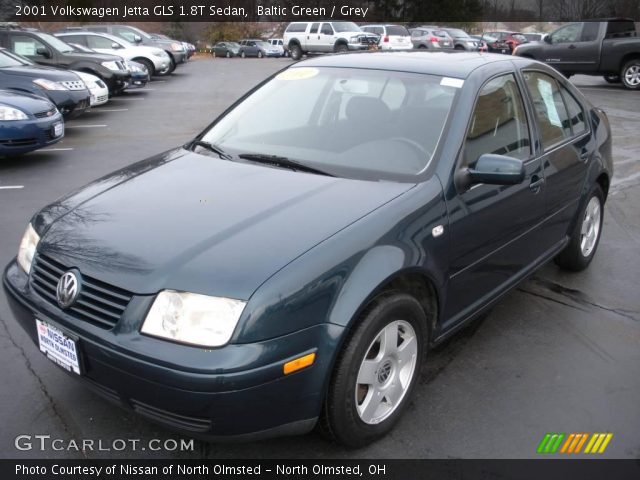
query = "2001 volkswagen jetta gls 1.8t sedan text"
(3, 52, 612, 447)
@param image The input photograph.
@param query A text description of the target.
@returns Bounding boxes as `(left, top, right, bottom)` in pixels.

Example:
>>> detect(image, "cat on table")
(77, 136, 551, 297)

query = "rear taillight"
(384, 36, 389, 43)
(430, 37, 439, 43)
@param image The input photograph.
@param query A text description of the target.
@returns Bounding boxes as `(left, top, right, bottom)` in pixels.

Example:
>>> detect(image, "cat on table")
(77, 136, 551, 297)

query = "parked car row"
(0, 23, 191, 157)
(212, 39, 284, 58)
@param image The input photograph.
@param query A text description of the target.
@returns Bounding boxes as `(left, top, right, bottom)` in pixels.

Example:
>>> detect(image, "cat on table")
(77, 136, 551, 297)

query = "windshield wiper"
(238, 153, 334, 177)
(191, 140, 233, 160)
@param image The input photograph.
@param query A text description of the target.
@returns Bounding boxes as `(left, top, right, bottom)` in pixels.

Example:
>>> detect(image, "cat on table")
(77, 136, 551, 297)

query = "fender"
(235, 179, 449, 344)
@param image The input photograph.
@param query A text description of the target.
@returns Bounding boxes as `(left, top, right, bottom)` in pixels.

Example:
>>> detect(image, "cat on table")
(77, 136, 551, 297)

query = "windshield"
(386, 26, 409, 36)
(35, 33, 75, 53)
(447, 29, 469, 38)
(256, 41, 270, 47)
(199, 67, 458, 182)
(333, 22, 361, 33)
(0, 49, 30, 67)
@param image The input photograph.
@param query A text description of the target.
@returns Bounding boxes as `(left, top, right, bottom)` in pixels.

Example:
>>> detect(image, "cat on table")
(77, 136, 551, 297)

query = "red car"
(482, 31, 528, 53)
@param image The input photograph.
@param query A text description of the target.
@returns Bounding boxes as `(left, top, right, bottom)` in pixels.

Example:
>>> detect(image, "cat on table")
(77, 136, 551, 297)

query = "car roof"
(298, 51, 520, 79)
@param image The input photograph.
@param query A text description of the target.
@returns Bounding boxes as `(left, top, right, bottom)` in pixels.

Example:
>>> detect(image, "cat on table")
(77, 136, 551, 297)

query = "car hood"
(37, 149, 414, 299)
(65, 51, 123, 62)
(0, 89, 54, 111)
(0, 64, 81, 81)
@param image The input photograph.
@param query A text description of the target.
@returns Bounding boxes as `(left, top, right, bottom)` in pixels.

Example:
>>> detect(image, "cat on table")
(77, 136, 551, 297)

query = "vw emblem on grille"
(56, 271, 80, 309)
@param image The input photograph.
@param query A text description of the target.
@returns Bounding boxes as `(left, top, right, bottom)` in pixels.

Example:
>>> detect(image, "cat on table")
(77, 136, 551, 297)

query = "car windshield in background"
(35, 33, 74, 53)
(0, 50, 29, 67)
(433, 30, 450, 38)
(199, 67, 458, 182)
(386, 26, 409, 36)
(334, 22, 361, 33)
(447, 29, 470, 38)
(256, 41, 271, 47)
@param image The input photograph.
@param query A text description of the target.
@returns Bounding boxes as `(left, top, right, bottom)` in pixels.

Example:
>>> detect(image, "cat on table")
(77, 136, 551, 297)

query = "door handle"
(568, 44, 576, 49)
(529, 176, 545, 192)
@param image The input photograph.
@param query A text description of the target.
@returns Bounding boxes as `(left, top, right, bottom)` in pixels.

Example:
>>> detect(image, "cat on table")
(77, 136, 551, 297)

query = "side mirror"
(36, 46, 50, 58)
(544, 35, 552, 44)
(133, 34, 142, 43)
(459, 154, 526, 189)
(111, 42, 122, 49)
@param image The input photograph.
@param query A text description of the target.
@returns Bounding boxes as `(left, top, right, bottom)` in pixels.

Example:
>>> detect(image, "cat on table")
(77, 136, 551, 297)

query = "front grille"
(76, 98, 90, 109)
(130, 400, 212, 433)
(0, 138, 36, 146)
(96, 94, 108, 103)
(30, 254, 133, 330)
(61, 80, 87, 91)
(34, 108, 56, 118)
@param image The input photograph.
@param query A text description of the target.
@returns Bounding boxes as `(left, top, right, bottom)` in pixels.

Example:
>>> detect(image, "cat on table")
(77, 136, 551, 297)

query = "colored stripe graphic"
(537, 433, 565, 453)
(584, 433, 614, 454)
(540, 433, 614, 454)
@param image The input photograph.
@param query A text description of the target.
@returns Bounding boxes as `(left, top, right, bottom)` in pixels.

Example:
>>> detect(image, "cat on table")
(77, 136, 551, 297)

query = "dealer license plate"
(53, 122, 64, 138)
(36, 319, 81, 375)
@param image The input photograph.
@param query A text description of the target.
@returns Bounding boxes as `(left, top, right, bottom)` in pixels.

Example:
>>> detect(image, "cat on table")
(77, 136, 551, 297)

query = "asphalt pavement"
(0, 57, 638, 459)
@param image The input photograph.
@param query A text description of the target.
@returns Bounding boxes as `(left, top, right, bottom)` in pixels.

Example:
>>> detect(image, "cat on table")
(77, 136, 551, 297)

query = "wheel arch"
(619, 52, 640, 72)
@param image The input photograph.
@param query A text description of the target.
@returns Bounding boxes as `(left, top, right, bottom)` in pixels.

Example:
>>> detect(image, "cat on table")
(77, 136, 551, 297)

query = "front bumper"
(3, 259, 343, 439)
(102, 70, 131, 94)
(170, 51, 187, 65)
(44, 89, 90, 119)
(0, 114, 63, 156)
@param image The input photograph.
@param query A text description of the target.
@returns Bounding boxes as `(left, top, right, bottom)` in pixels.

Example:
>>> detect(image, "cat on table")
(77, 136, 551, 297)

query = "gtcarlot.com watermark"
(15, 435, 194, 452)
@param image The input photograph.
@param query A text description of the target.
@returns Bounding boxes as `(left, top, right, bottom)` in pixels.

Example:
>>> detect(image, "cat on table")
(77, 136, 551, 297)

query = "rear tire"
(554, 184, 604, 272)
(240, 51, 246, 58)
(620, 59, 640, 90)
(289, 43, 302, 60)
(225, 51, 230, 58)
(257, 51, 263, 58)
(319, 292, 428, 447)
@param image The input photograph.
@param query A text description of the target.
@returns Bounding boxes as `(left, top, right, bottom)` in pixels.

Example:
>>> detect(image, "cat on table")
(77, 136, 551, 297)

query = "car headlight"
(170, 42, 183, 52)
(349, 36, 360, 44)
(17, 224, 40, 274)
(101, 61, 120, 71)
(141, 290, 246, 347)
(32, 78, 68, 91)
(0, 105, 29, 121)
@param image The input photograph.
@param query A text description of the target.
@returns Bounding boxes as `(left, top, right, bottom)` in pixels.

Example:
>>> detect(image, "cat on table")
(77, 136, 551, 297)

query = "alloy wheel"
(355, 320, 418, 425)
(580, 196, 601, 257)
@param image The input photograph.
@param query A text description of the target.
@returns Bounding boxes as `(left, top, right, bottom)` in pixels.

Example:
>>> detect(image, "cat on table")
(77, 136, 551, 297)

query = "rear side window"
(386, 26, 409, 36)
(86, 35, 116, 49)
(560, 88, 587, 135)
(580, 22, 600, 41)
(464, 74, 531, 166)
(606, 21, 637, 38)
(286, 23, 307, 33)
(523, 72, 572, 148)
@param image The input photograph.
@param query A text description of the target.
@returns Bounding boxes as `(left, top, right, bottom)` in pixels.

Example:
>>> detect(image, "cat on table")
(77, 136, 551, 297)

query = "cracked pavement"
(0, 60, 638, 459)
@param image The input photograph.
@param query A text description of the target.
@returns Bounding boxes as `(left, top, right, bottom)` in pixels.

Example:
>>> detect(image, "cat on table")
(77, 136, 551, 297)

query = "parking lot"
(1, 56, 639, 459)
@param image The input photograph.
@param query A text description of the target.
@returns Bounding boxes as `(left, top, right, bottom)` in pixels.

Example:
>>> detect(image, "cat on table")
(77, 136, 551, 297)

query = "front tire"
(225, 51, 230, 58)
(335, 43, 349, 54)
(555, 184, 604, 271)
(289, 43, 302, 60)
(240, 51, 246, 58)
(320, 293, 427, 447)
(257, 50, 263, 58)
(135, 58, 155, 77)
(620, 59, 640, 90)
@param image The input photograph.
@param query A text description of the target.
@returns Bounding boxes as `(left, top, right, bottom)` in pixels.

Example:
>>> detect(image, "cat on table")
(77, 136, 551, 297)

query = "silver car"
(409, 27, 454, 50)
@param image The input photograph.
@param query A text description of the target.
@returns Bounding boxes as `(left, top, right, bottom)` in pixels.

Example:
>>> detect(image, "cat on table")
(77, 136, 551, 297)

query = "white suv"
(361, 25, 413, 51)
(56, 31, 171, 76)
(283, 21, 379, 60)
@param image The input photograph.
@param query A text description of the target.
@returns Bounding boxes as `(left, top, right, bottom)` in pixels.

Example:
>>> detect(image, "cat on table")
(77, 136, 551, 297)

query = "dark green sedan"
(212, 41, 241, 58)
(3, 52, 612, 447)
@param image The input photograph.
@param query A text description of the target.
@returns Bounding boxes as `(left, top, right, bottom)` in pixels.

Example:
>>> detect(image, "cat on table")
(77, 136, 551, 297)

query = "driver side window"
(10, 35, 47, 57)
(321, 23, 334, 35)
(463, 74, 531, 167)
(551, 23, 582, 44)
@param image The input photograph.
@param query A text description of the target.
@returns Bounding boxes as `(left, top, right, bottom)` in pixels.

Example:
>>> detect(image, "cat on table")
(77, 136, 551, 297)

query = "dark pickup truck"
(514, 19, 640, 90)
